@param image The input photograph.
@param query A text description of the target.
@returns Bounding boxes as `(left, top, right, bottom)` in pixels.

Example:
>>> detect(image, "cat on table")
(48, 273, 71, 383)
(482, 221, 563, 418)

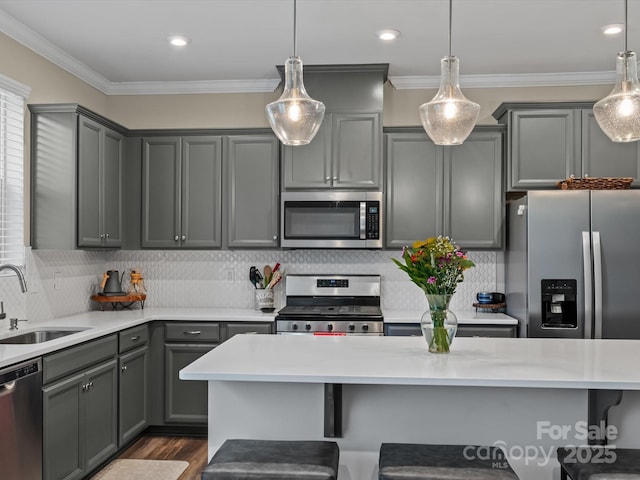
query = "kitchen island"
(180, 334, 640, 480)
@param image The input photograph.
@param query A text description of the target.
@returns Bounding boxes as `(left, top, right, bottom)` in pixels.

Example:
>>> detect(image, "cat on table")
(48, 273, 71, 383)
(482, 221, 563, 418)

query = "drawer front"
(118, 324, 149, 353)
(165, 322, 221, 343)
(44, 334, 117, 384)
(457, 325, 518, 338)
(225, 322, 273, 340)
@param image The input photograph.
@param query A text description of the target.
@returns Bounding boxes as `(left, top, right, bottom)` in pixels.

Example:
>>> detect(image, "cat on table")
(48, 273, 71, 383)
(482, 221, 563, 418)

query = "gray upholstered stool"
(557, 447, 640, 479)
(201, 439, 339, 480)
(378, 443, 519, 479)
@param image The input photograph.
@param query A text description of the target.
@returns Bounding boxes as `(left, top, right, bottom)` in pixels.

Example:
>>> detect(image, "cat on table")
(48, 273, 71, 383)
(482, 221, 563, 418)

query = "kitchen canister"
(255, 288, 275, 312)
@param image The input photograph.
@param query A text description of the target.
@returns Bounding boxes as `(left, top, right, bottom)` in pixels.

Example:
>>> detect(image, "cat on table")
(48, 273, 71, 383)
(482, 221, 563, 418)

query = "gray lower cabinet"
(42, 335, 118, 480)
(493, 102, 640, 190)
(384, 323, 517, 338)
(224, 135, 280, 248)
(385, 127, 504, 249)
(43, 359, 118, 480)
(163, 321, 273, 425)
(142, 136, 223, 248)
(282, 112, 382, 189)
(164, 322, 221, 424)
(118, 325, 149, 446)
(29, 104, 126, 249)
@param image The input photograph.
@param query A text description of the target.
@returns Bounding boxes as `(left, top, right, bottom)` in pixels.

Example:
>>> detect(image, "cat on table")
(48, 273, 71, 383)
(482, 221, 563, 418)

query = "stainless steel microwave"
(281, 191, 383, 249)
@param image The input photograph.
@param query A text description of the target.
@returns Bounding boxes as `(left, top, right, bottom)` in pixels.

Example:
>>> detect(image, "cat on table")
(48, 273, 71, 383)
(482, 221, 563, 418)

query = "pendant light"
(593, 0, 640, 143)
(266, 0, 325, 146)
(419, 0, 479, 145)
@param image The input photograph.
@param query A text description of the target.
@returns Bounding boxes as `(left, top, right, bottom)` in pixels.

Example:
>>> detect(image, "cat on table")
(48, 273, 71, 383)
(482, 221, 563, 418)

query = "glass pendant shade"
(266, 56, 325, 146)
(419, 56, 480, 145)
(593, 51, 640, 143)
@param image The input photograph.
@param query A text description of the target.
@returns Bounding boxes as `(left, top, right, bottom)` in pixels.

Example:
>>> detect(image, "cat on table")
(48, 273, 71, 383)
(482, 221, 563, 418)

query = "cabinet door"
(581, 110, 640, 184)
(43, 372, 84, 480)
(225, 322, 273, 340)
(181, 136, 223, 248)
(509, 109, 579, 189)
(385, 132, 444, 248)
(77, 116, 103, 247)
(165, 343, 215, 424)
(332, 112, 381, 188)
(282, 120, 331, 189)
(444, 130, 504, 249)
(102, 127, 123, 247)
(84, 359, 118, 472)
(119, 346, 148, 446)
(142, 137, 181, 248)
(225, 135, 280, 248)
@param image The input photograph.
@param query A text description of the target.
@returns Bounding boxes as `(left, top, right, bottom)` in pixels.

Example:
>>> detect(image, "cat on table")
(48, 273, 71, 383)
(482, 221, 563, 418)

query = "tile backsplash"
(1, 247, 503, 325)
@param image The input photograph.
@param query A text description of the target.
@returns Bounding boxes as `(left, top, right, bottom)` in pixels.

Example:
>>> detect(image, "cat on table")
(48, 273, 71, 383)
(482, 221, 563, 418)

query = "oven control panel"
(276, 320, 384, 336)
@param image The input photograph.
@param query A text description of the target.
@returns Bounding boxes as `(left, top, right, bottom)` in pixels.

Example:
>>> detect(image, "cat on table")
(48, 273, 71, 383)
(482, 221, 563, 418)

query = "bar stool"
(557, 447, 640, 479)
(378, 443, 520, 479)
(201, 439, 339, 480)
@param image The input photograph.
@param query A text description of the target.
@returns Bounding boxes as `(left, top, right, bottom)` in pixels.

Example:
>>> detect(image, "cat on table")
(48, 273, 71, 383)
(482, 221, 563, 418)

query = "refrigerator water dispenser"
(541, 279, 577, 329)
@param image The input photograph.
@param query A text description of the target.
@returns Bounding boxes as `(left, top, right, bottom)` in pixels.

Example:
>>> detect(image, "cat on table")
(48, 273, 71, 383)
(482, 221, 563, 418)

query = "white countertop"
(0, 307, 275, 369)
(382, 309, 517, 325)
(180, 334, 640, 390)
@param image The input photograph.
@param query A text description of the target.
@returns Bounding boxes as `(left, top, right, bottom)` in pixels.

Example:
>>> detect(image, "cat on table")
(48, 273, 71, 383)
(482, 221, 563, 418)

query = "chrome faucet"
(0, 264, 27, 293)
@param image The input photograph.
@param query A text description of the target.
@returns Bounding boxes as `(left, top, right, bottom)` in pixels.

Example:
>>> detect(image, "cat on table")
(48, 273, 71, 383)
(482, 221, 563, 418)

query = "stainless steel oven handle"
(360, 202, 366, 239)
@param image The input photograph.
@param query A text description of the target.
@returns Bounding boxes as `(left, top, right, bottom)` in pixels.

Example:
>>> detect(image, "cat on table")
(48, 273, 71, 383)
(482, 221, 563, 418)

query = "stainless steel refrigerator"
(506, 189, 640, 339)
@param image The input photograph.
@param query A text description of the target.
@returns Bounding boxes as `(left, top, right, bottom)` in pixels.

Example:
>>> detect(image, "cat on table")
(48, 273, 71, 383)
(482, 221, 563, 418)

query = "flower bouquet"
(392, 236, 475, 353)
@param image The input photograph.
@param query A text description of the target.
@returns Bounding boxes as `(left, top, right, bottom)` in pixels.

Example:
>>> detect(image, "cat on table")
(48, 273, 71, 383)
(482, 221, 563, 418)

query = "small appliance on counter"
(99, 270, 125, 296)
(473, 292, 506, 312)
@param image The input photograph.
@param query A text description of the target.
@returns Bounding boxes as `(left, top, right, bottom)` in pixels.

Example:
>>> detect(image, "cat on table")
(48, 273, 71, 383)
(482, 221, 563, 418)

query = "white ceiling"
(0, 0, 636, 94)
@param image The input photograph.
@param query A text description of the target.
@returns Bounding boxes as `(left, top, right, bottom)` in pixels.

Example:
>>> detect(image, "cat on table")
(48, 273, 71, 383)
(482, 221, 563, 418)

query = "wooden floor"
(90, 435, 208, 480)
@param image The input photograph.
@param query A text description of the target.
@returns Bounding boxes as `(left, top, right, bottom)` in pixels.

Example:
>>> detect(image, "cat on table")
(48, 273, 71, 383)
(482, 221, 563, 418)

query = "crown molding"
(0, 10, 111, 94)
(388, 70, 618, 89)
(105, 78, 281, 95)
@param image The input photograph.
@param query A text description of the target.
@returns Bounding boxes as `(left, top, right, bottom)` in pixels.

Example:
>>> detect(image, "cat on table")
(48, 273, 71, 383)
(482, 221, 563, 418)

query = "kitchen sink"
(0, 328, 89, 344)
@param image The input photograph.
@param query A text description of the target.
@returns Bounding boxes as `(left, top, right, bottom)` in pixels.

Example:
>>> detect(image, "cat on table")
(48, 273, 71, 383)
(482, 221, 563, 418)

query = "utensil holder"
(255, 288, 274, 312)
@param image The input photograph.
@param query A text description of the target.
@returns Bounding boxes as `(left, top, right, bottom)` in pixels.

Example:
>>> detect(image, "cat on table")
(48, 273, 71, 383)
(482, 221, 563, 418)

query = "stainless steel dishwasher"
(0, 358, 43, 480)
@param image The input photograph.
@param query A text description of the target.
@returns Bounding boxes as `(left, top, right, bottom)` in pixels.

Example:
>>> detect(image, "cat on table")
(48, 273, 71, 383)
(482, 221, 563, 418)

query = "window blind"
(0, 87, 24, 266)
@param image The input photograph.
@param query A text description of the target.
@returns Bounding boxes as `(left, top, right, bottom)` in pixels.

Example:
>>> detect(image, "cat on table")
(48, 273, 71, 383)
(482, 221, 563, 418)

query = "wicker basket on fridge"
(556, 176, 634, 190)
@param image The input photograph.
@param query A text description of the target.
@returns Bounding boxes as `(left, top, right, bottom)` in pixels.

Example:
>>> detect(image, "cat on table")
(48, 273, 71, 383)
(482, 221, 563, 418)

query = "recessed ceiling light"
(168, 35, 191, 47)
(601, 24, 624, 35)
(376, 29, 400, 41)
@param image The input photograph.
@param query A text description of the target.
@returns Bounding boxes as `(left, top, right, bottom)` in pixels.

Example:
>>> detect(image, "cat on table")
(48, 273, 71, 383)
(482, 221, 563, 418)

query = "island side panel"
(208, 380, 587, 480)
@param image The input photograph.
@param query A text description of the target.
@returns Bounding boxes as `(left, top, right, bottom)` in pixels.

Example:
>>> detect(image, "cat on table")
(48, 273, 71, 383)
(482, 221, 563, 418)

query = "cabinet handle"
(174, 235, 179, 241)
(105, 233, 110, 238)
(82, 383, 87, 392)
(100, 234, 105, 239)
(325, 176, 331, 181)
(89, 381, 94, 389)
(184, 330, 201, 335)
(121, 365, 128, 372)
(130, 335, 140, 342)
(273, 235, 278, 241)
(332, 176, 338, 181)
(181, 235, 186, 241)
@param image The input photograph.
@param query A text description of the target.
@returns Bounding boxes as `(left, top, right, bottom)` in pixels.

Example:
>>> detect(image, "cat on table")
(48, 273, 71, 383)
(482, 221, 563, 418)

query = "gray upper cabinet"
(77, 116, 123, 247)
(142, 135, 222, 248)
(30, 104, 127, 249)
(493, 102, 640, 190)
(385, 127, 504, 249)
(225, 134, 280, 248)
(282, 111, 382, 189)
(444, 130, 504, 249)
(385, 132, 443, 249)
(281, 65, 387, 190)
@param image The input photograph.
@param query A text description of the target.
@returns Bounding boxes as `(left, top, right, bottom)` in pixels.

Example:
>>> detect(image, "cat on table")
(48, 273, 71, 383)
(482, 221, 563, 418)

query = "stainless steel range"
(276, 274, 383, 335)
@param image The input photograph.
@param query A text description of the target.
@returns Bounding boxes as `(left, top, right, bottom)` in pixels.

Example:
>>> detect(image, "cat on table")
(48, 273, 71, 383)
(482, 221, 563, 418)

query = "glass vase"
(421, 294, 458, 353)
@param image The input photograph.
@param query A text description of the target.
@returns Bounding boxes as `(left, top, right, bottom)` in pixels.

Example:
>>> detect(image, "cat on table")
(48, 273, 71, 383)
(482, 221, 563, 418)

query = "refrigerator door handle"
(592, 231, 603, 339)
(582, 231, 593, 339)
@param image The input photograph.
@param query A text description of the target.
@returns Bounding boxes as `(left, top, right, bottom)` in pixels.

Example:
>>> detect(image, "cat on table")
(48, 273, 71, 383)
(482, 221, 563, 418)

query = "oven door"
(280, 191, 382, 248)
